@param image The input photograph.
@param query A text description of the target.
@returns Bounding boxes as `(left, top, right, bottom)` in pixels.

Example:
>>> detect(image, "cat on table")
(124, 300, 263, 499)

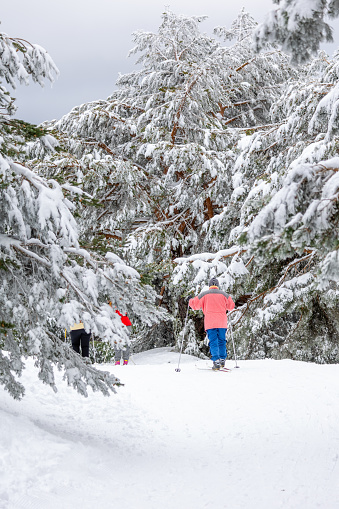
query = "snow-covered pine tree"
(0, 27, 166, 399)
(254, 0, 339, 64)
(175, 48, 339, 362)
(37, 10, 236, 267)
(34, 9, 294, 354)
(233, 50, 339, 362)
(42, 10, 291, 261)
(161, 10, 297, 354)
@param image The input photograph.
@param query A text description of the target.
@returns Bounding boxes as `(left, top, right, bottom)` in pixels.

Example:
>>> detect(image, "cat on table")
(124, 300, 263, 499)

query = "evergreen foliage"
(175, 45, 339, 362)
(29, 9, 297, 356)
(3, 7, 339, 374)
(254, 0, 339, 64)
(0, 26, 166, 399)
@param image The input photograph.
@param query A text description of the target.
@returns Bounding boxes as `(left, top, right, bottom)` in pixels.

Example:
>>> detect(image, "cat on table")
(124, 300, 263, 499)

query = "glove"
(184, 293, 194, 305)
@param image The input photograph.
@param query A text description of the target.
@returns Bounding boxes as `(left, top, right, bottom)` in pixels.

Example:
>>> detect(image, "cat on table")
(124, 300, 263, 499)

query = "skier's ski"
(196, 365, 231, 372)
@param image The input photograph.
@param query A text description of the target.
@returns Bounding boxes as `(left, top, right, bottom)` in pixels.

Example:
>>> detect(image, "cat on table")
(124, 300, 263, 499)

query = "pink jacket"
(189, 287, 235, 330)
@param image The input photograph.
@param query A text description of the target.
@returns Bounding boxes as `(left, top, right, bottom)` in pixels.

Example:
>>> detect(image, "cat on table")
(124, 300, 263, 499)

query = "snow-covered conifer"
(176, 48, 339, 362)
(44, 9, 291, 262)
(34, 9, 294, 354)
(0, 27, 166, 399)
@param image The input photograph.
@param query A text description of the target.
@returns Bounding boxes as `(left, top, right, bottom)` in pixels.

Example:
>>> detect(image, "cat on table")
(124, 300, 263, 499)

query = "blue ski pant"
(206, 328, 227, 361)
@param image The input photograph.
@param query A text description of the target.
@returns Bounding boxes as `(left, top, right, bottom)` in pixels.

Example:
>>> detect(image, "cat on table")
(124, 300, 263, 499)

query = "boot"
(212, 360, 220, 371)
(123, 359, 128, 365)
(115, 360, 120, 365)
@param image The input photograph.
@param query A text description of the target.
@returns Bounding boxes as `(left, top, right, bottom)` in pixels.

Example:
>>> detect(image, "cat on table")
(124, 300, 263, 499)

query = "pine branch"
(44, 330, 121, 396)
(13, 244, 52, 268)
(171, 70, 204, 144)
(233, 251, 317, 325)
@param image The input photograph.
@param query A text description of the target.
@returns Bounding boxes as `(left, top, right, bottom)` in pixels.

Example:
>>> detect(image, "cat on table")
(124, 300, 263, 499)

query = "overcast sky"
(2, 0, 339, 125)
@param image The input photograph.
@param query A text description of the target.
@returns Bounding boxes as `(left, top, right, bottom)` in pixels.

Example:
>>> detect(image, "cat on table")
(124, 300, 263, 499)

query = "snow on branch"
(173, 246, 248, 291)
(254, 0, 338, 64)
(0, 31, 58, 117)
(174, 245, 244, 264)
(44, 330, 121, 397)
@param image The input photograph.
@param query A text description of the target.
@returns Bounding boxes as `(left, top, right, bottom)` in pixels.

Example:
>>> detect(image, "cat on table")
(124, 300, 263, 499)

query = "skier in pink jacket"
(189, 277, 235, 370)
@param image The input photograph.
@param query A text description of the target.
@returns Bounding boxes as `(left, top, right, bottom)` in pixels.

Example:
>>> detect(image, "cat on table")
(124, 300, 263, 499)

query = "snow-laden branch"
(254, 0, 338, 64)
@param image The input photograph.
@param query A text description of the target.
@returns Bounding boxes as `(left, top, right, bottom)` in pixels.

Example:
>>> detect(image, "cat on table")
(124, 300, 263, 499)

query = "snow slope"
(1, 348, 339, 509)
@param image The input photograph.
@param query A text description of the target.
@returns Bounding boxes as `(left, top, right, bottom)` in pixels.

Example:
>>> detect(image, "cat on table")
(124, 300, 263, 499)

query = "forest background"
(1, 0, 339, 399)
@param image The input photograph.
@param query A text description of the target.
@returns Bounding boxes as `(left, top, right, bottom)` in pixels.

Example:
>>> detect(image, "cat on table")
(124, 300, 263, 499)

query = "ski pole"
(228, 314, 240, 368)
(91, 333, 96, 364)
(175, 301, 190, 372)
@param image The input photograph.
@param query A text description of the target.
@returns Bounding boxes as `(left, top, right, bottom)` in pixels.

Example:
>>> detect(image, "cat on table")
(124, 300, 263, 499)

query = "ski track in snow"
(1, 348, 339, 509)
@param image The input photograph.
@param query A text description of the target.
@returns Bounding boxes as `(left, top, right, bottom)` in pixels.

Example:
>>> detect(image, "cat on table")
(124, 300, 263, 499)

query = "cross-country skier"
(114, 309, 132, 365)
(189, 277, 235, 370)
(108, 301, 132, 364)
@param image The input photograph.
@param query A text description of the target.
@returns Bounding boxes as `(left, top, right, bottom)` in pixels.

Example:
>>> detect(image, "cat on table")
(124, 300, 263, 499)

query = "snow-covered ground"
(1, 348, 339, 509)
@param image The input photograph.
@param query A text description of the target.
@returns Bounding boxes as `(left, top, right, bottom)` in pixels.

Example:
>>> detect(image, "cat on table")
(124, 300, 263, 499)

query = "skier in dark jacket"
(189, 277, 235, 370)
(70, 322, 91, 358)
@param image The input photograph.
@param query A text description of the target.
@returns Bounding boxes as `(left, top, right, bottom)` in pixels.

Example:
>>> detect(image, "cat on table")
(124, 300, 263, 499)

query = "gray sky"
(2, 0, 339, 125)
